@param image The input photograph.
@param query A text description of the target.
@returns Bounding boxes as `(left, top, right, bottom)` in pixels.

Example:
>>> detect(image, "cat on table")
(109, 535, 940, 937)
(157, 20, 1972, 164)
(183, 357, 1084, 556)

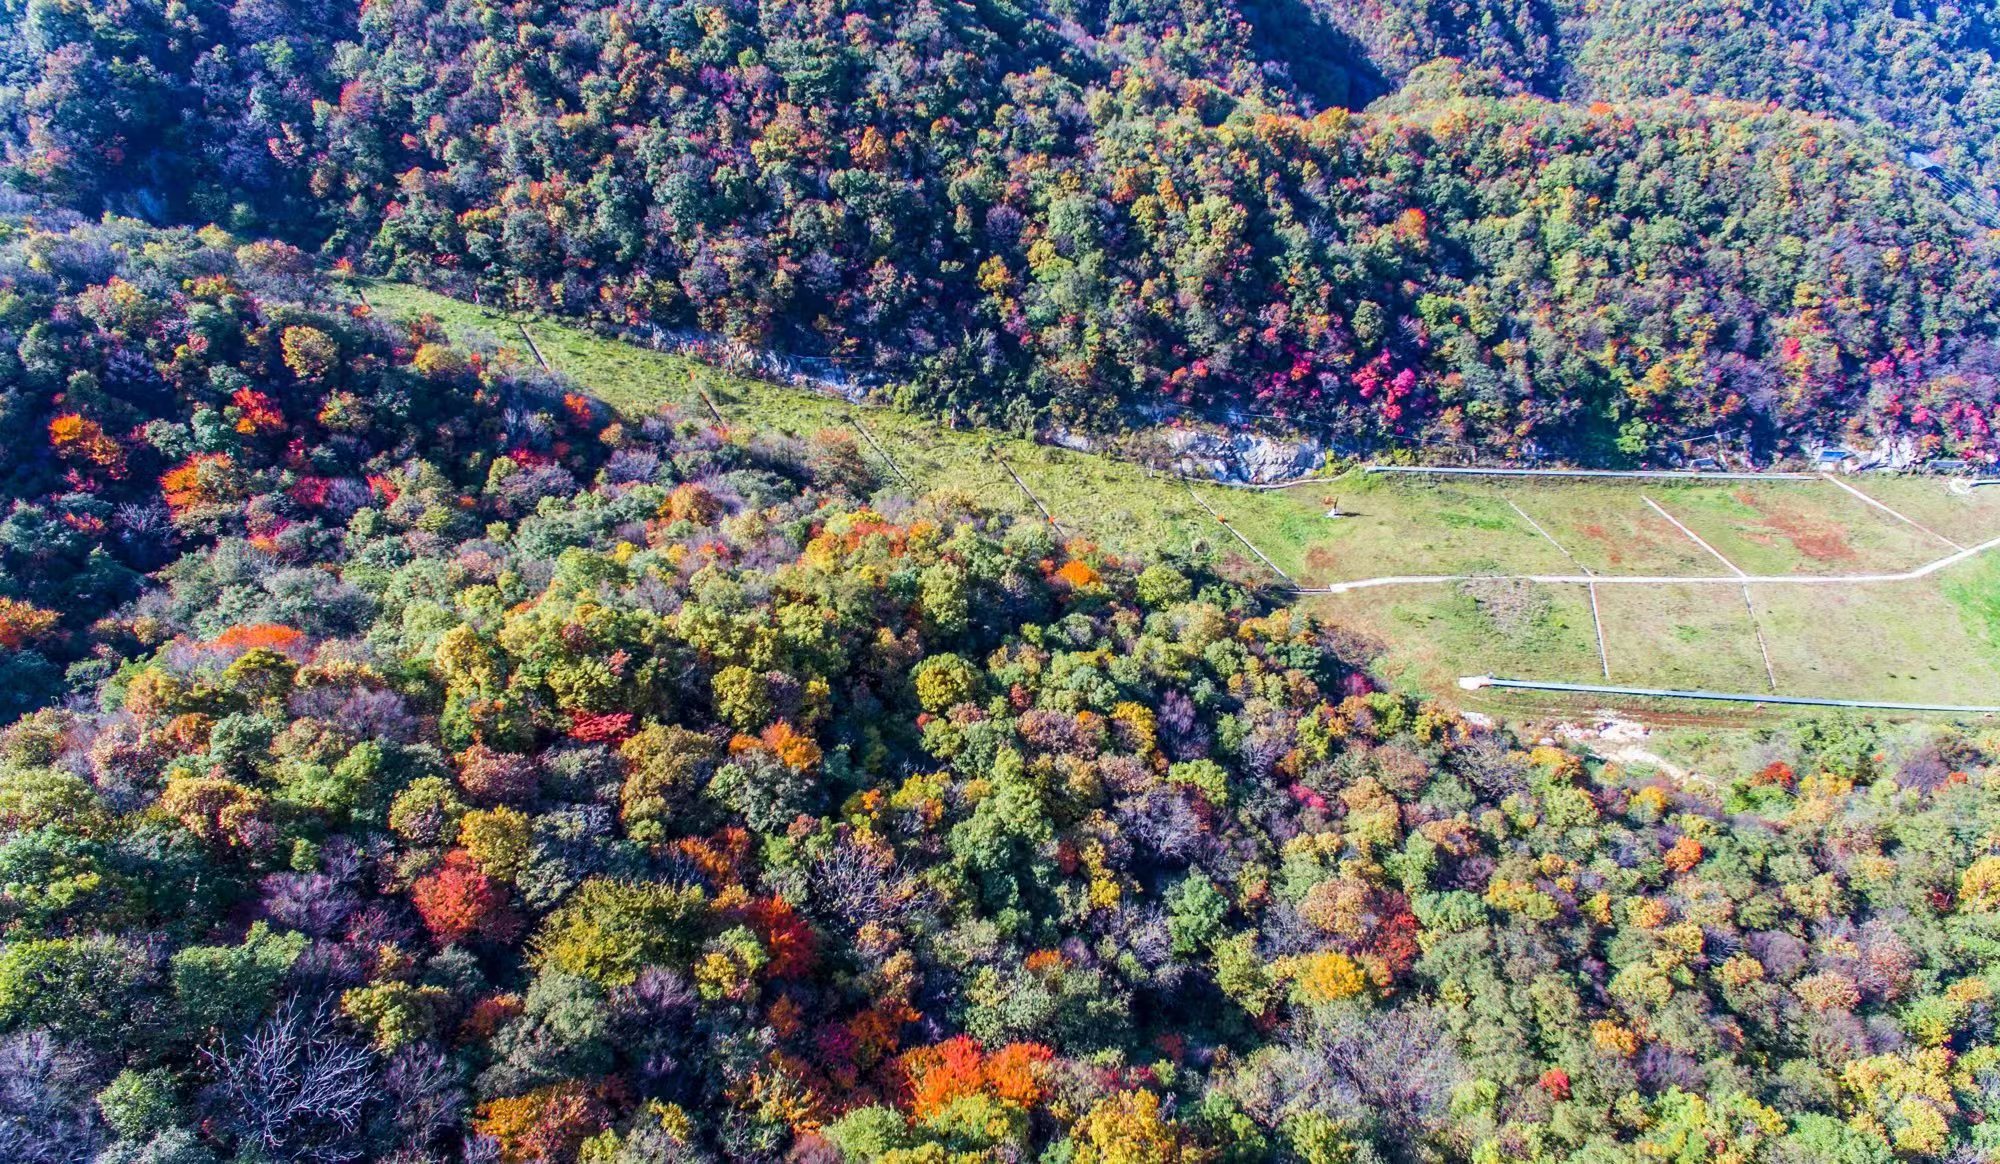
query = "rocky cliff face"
(1163, 428, 1327, 484)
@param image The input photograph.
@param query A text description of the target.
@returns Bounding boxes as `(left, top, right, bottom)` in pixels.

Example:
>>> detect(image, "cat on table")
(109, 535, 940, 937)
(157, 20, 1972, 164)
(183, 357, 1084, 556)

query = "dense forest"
(14, 4, 2000, 1162)
(1325, 0, 2000, 205)
(4, 0, 2000, 459)
(7, 212, 2000, 1164)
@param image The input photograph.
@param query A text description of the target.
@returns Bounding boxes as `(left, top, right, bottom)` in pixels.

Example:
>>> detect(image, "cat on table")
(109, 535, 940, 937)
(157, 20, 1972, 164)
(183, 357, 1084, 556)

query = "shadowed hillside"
(5, 0, 2000, 461)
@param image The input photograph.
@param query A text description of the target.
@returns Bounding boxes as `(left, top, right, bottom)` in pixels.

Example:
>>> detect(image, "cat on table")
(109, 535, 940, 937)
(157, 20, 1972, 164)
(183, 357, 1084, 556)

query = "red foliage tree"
(232, 387, 286, 435)
(741, 896, 817, 980)
(411, 850, 521, 945)
(568, 709, 635, 743)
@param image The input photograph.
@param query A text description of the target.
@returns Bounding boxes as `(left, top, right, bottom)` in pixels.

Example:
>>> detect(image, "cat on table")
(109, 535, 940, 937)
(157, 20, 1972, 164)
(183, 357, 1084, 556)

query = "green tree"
(170, 922, 307, 1035)
(530, 879, 709, 986)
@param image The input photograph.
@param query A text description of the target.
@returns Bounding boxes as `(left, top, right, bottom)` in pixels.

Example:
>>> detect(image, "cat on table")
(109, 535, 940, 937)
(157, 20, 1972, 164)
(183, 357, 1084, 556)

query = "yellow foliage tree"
(1070, 1091, 1192, 1164)
(280, 325, 339, 381)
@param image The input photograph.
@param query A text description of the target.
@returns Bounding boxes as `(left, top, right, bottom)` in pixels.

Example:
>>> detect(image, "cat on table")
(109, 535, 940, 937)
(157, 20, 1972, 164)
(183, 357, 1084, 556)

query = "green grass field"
(1315, 581, 1604, 690)
(1835, 477, 2000, 548)
(1591, 583, 1773, 691)
(365, 279, 2000, 718)
(1641, 481, 1945, 574)
(363, 280, 1234, 564)
(1199, 474, 1575, 585)
(1752, 580, 2000, 705)
(1504, 485, 1718, 575)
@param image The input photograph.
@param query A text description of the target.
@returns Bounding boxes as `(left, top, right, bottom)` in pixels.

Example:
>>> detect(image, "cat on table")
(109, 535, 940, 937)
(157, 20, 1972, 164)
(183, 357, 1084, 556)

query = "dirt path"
(989, 445, 1066, 539)
(1504, 498, 1611, 680)
(848, 415, 915, 489)
(517, 323, 553, 373)
(1643, 494, 1745, 576)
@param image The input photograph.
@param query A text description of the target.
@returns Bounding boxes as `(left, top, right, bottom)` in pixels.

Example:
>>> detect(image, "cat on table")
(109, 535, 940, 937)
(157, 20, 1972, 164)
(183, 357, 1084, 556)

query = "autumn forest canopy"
(13, 3, 2000, 1164)
(8, 212, 2000, 1164)
(6, 0, 2000, 459)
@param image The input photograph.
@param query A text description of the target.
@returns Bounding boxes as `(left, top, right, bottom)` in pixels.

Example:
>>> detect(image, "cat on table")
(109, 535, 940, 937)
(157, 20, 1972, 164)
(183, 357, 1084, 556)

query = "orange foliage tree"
(208, 623, 307, 656)
(731, 721, 822, 772)
(894, 1035, 1053, 1120)
(160, 453, 240, 515)
(473, 1080, 613, 1163)
(48, 413, 127, 479)
(0, 597, 61, 650)
(1054, 558, 1100, 589)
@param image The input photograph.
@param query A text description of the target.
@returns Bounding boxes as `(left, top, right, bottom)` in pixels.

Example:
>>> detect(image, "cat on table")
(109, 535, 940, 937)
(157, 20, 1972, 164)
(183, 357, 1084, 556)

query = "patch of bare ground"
(1733, 488, 1856, 562)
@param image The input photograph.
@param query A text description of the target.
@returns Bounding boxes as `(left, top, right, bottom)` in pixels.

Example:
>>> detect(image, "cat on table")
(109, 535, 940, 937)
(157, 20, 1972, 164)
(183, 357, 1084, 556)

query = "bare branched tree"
(200, 996, 378, 1164)
(0, 1030, 103, 1164)
(376, 1044, 467, 1156)
(809, 837, 926, 931)
(1240, 1003, 1469, 1163)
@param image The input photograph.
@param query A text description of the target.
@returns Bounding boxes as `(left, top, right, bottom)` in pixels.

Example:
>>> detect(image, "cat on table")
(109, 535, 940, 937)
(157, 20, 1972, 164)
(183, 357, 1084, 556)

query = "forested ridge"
(16, 4, 2000, 1162)
(6, 0, 2000, 459)
(7, 208, 2000, 1164)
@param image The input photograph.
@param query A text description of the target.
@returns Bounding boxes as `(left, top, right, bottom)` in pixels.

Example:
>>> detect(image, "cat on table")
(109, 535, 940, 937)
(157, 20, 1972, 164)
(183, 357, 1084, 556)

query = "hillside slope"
(4, 0, 1998, 461)
(10, 216, 2000, 1164)
(1323, 0, 2000, 200)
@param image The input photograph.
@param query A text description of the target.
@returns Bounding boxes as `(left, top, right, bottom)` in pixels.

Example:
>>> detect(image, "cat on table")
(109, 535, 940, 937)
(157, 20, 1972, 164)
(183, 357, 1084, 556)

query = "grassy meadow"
(366, 280, 2000, 718)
